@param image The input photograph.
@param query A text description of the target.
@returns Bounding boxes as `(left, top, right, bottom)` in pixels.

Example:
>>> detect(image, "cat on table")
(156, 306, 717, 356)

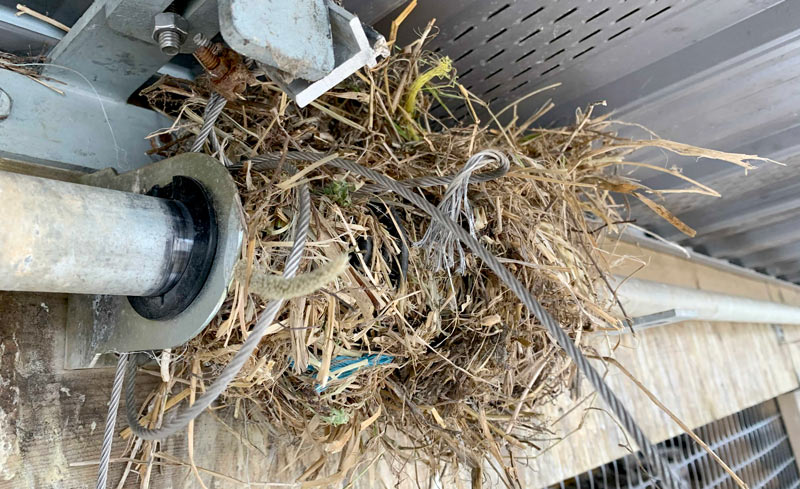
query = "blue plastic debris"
(289, 353, 394, 393)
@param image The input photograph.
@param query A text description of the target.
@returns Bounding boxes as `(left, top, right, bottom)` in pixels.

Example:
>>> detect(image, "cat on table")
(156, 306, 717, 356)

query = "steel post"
(0, 170, 194, 296)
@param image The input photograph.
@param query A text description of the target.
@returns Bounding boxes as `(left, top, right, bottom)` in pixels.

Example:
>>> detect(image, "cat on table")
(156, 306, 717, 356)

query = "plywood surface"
(0, 293, 289, 489)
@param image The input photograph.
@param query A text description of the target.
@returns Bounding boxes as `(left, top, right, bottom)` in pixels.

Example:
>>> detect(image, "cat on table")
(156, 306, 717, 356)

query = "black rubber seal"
(128, 176, 218, 320)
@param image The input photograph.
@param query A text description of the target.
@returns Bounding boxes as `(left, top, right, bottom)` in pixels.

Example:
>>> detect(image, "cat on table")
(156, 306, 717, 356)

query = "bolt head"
(0, 89, 11, 120)
(152, 12, 189, 42)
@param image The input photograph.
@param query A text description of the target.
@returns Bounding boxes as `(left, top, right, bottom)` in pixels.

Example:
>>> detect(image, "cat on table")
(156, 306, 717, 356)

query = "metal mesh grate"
(551, 399, 800, 489)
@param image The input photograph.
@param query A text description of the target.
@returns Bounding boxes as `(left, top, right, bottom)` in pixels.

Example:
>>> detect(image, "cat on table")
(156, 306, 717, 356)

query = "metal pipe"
(612, 277, 800, 325)
(0, 170, 194, 296)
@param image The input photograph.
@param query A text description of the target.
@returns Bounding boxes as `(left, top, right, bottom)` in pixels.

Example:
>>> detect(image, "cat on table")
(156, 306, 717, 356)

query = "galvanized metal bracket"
(599, 309, 700, 336)
(106, 0, 220, 55)
(64, 153, 244, 369)
(44, 0, 218, 99)
(44, 0, 171, 99)
(218, 0, 335, 82)
(630, 309, 700, 332)
(0, 69, 167, 172)
(223, 0, 388, 107)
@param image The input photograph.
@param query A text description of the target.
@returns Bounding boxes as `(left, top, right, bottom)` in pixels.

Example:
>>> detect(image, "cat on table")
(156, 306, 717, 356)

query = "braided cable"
(247, 152, 685, 489)
(209, 130, 235, 167)
(358, 150, 509, 194)
(95, 352, 128, 489)
(190, 92, 227, 153)
(414, 150, 509, 273)
(124, 164, 311, 440)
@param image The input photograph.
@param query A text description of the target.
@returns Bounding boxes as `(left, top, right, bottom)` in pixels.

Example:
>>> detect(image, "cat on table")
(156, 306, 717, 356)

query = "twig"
(389, 0, 418, 47)
(16, 4, 70, 32)
(188, 358, 210, 489)
(597, 355, 748, 489)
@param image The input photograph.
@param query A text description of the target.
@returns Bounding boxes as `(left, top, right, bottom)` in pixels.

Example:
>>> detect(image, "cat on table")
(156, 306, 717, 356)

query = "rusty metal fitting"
(192, 33, 251, 101)
(193, 33, 221, 72)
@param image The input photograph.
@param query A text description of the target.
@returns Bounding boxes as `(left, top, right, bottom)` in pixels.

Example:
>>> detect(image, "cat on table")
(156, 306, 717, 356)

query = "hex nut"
(152, 12, 189, 42)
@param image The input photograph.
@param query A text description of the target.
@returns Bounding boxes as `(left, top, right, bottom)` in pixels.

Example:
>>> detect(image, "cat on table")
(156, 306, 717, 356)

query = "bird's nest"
(121, 25, 769, 488)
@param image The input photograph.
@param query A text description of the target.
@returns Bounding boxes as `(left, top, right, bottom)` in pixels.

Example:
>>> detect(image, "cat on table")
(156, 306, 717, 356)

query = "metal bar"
(706, 415, 727, 487)
(703, 435, 788, 488)
(604, 406, 793, 489)
(675, 416, 781, 470)
(756, 406, 773, 481)
(612, 278, 800, 325)
(698, 424, 716, 488)
(0, 170, 193, 296)
(623, 454, 634, 488)
(600, 462, 607, 489)
(735, 411, 753, 478)
(719, 414, 740, 489)
(738, 407, 759, 485)
(767, 442, 792, 488)
(551, 404, 800, 489)
(677, 434, 695, 488)
(626, 309, 699, 332)
(752, 451, 796, 489)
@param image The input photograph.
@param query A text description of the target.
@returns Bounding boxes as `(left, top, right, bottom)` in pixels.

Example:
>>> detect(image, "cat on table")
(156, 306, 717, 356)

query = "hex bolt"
(191, 33, 251, 100)
(158, 31, 182, 56)
(0, 88, 11, 120)
(193, 33, 221, 71)
(153, 12, 189, 57)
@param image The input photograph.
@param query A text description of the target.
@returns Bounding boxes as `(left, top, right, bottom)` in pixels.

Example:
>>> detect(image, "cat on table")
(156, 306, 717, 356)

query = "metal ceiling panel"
(698, 215, 800, 259)
(388, 0, 782, 121)
(645, 177, 800, 243)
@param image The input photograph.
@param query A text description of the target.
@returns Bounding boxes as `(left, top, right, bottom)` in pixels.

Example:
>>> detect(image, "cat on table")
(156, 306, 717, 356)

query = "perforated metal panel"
(383, 0, 781, 121)
(550, 399, 800, 489)
(430, 0, 678, 117)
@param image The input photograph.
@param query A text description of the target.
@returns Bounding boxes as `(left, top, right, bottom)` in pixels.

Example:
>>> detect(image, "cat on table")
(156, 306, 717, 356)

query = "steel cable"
(93, 90, 229, 484)
(190, 92, 227, 153)
(95, 352, 128, 489)
(413, 149, 509, 273)
(106, 137, 682, 487)
(247, 152, 686, 489)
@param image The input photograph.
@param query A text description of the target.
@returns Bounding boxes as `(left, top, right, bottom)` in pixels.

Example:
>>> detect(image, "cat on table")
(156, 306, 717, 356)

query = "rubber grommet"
(128, 176, 218, 320)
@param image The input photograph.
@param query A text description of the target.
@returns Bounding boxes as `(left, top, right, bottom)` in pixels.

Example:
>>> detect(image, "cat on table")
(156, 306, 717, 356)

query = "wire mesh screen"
(551, 399, 799, 489)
